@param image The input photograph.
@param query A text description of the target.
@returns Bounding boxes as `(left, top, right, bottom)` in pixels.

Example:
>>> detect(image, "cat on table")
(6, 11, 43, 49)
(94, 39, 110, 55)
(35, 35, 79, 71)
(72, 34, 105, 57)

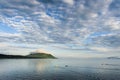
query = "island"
(107, 56, 120, 59)
(0, 52, 56, 59)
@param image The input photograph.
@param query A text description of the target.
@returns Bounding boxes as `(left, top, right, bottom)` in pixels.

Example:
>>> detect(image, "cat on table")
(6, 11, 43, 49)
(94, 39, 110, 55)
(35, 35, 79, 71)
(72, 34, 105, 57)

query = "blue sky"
(0, 0, 120, 58)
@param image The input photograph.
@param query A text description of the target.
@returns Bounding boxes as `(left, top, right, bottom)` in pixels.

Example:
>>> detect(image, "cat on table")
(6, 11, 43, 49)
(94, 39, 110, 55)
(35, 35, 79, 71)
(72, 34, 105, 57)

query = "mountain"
(0, 52, 56, 59)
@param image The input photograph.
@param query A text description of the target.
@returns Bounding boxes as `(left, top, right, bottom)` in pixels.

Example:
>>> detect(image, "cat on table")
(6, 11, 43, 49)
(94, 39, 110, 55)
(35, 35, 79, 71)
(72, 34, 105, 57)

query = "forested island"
(0, 52, 56, 59)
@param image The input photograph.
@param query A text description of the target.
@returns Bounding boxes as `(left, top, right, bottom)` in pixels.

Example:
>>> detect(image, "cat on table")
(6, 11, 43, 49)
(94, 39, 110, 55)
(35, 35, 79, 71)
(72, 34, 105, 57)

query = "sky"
(0, 0, 120, 58)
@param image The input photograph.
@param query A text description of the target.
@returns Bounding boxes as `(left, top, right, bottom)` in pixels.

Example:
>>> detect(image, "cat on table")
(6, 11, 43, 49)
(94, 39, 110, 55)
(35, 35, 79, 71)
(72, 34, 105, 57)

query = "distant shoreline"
(107, 57, 120, 59)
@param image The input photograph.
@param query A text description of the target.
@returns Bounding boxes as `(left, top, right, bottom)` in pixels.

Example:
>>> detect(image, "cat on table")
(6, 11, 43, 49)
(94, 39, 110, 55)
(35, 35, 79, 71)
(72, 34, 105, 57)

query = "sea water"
(0, 58, 120, 80)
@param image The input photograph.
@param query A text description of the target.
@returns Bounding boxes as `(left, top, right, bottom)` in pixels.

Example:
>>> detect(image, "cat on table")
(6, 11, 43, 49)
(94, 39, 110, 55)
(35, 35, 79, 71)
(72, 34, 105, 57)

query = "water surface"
(0, 58, 120, 80)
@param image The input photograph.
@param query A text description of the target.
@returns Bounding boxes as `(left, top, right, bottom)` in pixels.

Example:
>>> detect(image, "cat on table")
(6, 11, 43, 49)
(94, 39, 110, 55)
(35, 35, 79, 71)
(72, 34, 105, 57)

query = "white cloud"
(62, 0, 74, 5)
(105, 18, 120, 30)
(0, 43, 9, 47)
(35, 49, 50, 54)
(0, 32, 21, 37)
(90, 47, 110, 52)
(90, 46, 120, 53)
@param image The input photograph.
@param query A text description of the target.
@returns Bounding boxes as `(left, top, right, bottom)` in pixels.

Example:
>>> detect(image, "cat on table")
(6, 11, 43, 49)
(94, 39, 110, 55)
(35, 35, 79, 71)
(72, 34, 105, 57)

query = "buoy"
(65, 65, 68, 67)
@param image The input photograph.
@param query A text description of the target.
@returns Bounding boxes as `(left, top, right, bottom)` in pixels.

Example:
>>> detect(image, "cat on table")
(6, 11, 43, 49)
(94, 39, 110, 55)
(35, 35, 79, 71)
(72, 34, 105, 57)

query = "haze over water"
(0, 58, 120, 80)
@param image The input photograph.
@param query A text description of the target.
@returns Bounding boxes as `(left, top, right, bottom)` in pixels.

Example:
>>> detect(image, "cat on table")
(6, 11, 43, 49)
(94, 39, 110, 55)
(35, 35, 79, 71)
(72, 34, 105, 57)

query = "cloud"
(0, 0, 120, 56)
(104, 17, 120, 30)
(90, 46, 120, 54)
(62, 0, 74, 5)
(90, 32, 120, 47)
(35, 49, 50, 54)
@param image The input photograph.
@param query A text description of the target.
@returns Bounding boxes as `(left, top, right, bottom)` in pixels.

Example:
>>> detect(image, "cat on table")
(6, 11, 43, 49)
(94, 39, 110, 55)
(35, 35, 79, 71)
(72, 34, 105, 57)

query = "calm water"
(0, 58, 120, 80)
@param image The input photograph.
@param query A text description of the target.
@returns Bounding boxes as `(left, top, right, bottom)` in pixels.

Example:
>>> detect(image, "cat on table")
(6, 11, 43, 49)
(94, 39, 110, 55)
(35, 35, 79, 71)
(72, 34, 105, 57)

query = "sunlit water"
(0, 58, 120, 80)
